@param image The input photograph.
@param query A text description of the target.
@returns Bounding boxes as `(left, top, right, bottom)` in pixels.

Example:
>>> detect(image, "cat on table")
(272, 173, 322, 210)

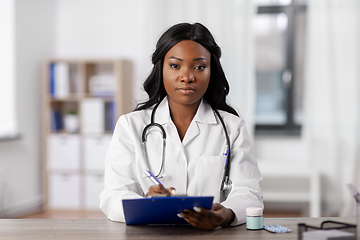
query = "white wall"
(255, 136, 307, 165)
(0, 0, 55, 217)
(55, 0, 150, 104)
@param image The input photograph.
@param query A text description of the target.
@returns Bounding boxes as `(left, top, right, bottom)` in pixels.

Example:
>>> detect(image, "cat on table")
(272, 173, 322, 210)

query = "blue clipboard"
(122, 196, 214, 225)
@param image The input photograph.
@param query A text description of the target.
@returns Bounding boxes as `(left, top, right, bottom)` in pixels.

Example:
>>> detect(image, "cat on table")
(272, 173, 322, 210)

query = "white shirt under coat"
(100, 97, 263, 225)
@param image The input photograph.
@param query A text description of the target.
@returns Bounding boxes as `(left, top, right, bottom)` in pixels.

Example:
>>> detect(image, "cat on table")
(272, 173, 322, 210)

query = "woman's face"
(163, 40, 211, 109)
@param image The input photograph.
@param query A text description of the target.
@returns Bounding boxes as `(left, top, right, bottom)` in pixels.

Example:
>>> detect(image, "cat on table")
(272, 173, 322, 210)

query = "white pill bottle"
(246, 207, 263, 230)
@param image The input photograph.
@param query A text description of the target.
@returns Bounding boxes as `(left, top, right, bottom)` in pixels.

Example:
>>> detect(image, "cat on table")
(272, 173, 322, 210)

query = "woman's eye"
(170, 64, 179, 69)
(195, 65, 206, 70)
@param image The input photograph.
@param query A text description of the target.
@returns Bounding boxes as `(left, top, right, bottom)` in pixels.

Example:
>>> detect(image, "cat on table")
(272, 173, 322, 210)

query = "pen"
(144, 170, 163, 185)
(223, 145, 229, 170)
(144, 170, 176, 195)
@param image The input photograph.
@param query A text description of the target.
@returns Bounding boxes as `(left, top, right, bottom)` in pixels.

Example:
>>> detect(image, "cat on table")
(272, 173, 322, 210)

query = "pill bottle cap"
(246, 207, 263, 216)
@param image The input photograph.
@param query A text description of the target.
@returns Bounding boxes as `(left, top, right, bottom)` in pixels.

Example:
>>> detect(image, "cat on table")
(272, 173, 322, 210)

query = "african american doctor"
(100, 22, 263, 230)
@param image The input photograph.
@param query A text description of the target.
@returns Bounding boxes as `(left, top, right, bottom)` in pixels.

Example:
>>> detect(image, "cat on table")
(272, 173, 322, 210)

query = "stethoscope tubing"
(141, 101, 231, 193)
(213, 108, 231, 192)
(141, 102, 166, 143)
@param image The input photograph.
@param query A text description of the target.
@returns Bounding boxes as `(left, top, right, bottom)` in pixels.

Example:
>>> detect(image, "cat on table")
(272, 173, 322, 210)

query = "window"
(254, 0, 306, 135)
(0, 0, 18, 140)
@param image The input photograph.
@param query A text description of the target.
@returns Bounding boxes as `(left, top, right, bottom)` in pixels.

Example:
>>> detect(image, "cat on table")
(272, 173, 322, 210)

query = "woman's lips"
(177, 86, 195, 94)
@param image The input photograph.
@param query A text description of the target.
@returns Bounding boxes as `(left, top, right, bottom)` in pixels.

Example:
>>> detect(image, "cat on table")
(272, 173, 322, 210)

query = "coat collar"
(155, 96, 217, 125)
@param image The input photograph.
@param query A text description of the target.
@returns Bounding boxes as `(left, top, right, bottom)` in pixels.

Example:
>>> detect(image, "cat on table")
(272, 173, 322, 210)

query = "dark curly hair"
(135, 22, 238, 116)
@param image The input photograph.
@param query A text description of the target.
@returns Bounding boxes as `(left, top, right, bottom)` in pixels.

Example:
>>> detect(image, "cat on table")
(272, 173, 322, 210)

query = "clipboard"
(122, 196, 214, 225)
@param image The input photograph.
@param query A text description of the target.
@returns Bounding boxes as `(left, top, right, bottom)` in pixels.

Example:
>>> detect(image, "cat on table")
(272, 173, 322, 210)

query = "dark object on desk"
(298, 220, 356, 240)
(122, 196, 213, 225)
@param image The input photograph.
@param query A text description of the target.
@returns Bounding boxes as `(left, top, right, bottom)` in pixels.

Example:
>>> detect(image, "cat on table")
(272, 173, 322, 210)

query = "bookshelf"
(42, 59, 132, 211)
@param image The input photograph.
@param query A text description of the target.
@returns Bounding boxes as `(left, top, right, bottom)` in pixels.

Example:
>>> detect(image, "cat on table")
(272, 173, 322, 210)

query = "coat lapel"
(182, 99, 216, 146)
(156, 97, 217, 147)
(182, 119, 200, 146)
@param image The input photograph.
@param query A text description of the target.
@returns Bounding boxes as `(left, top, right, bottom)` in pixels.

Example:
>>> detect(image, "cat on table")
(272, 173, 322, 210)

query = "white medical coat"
(100, 97, 263, 225)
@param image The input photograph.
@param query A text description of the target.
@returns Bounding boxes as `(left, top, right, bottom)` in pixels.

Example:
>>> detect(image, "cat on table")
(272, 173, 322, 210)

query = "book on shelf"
(89, 75, 115, 97)
(105, 101, 116, 132)
(49, 62, 70, 98)
(81, 98, 105, 134)
(49, 63, 55, 96)
(51, 110, 62, 131)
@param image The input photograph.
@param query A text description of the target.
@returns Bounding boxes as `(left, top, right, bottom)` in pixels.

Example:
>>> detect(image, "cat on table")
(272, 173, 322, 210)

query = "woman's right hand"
(145, 185, 176, 197)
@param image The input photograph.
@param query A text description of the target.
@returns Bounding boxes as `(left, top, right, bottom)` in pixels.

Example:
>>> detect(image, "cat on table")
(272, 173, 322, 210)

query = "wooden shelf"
(43, 59, 132, 211)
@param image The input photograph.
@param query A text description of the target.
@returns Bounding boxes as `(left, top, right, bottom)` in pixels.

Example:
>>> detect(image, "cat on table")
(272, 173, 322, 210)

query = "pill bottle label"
(246, 216, 263, 230)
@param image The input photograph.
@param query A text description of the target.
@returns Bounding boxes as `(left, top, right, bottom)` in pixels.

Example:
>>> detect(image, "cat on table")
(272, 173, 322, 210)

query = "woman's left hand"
(178, 203, 235, 230)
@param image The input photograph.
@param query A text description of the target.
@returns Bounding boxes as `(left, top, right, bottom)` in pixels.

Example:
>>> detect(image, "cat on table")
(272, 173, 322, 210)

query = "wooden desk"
(0, 217, 356, 240)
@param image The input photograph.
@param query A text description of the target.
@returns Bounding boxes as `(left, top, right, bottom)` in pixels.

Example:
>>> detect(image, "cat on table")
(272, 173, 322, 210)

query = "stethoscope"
(141, 102, 232, 201)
